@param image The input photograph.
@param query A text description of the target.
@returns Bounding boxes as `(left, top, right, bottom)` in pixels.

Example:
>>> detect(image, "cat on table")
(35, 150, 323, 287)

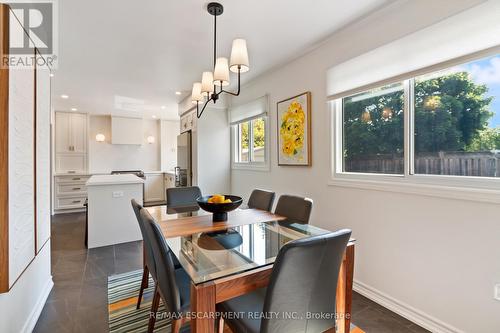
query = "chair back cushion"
(261, 229, 352, 333)
(248, 189, 276, 211)
(131, 199, 156, 279)
(166, 186, 202, 208)
(140, 209, 183, 314)
(274, 195, 313, 224)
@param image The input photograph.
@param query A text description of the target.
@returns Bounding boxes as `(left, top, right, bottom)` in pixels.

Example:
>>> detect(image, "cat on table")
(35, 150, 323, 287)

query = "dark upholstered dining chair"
(131, 200, 181, 309)
(247, 189, 276, 211)
(274, 194, 313, 224)
(131, 199, 156, 309)
(166, 186, 202, 214)
(217, 229, 352, 333)
(140, 208, 191, 333)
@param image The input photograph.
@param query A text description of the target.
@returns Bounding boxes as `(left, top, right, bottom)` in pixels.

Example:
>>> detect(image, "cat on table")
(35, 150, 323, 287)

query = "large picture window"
(334, 52, 500, 182)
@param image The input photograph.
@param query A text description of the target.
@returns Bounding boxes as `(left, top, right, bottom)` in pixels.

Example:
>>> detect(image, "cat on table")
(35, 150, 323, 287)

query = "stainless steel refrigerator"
(175, 130, 192, 187)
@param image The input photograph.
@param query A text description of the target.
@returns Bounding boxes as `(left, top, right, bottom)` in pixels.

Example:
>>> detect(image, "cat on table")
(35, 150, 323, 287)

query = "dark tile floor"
(34, 212, 429, 333)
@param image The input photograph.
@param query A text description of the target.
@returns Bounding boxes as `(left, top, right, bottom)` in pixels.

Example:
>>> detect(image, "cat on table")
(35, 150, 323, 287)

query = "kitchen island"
(86, 174, 144, 248)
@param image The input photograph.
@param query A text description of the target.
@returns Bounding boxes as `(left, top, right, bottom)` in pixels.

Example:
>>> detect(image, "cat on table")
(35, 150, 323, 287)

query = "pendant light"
(190, 2, 250, 118)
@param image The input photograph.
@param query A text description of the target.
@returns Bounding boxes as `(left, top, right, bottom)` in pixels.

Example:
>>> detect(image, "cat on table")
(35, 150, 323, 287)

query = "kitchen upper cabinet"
(55, 112, 71, 153)
(55, 112, 88, 173)
(144, 173, 165, 203)
(180, 110, 196, 133)
(71, 113, 87, 153)
(55, 112, 87, 153)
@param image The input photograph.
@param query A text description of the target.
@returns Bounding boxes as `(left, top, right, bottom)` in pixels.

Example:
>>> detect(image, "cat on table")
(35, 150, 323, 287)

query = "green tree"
(253, 118, 265, 148)
(343, 84, 405, 158)
(414, 72, 493, 152)
(467, 128, 500, 151)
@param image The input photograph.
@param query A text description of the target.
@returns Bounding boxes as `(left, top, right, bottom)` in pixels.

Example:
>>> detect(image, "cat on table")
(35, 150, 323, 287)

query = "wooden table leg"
(336, 243, 355, 333)
(191, 281, 216, 333)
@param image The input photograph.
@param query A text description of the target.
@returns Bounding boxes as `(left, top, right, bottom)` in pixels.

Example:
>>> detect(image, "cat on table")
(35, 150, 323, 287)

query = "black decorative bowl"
(196, 195, 243, 222)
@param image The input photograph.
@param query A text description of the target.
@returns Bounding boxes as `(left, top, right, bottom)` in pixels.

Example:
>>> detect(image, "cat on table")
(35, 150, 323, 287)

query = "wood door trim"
(0, 3, 9, 293)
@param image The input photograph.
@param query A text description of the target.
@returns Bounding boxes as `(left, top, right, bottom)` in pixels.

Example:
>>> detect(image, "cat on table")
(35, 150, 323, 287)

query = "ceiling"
(52, 0, 393, 120)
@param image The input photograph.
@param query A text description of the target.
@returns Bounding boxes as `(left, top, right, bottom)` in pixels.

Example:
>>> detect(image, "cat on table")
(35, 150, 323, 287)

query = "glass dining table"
(145, 206, 355, 333)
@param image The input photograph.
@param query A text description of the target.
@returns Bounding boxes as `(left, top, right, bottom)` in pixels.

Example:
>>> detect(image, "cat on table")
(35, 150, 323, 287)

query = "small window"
(342, 82, 405, 174)
(233, 117, 268, 166)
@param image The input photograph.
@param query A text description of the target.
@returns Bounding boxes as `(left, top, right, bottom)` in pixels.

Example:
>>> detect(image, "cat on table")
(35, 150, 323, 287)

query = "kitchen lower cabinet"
(54, 174, 90, 213)
(144, 173, 165, 203)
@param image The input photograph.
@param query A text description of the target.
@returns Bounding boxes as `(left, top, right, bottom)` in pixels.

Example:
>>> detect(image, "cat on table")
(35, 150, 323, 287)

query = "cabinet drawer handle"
(68, 171, 76, 174)
(72, 200, 80, 204)
(72, 178, 81, 180)
(72, 187, 81, 190)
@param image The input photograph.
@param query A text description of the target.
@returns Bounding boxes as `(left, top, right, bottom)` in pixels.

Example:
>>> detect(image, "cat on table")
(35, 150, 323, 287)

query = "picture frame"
(277, 91, 311, 166)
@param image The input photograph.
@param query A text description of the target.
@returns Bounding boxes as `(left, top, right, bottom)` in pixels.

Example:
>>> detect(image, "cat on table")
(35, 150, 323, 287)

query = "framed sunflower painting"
(277, 92, 311, 166)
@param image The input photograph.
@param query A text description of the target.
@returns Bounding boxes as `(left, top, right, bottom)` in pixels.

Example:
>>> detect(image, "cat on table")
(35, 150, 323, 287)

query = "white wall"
(195, 107, 231, 195)
(0, 244, 52, 333)
(88, 115, 162, 173)
(230, 1, 500, 332)
(160, 120, 179, 171)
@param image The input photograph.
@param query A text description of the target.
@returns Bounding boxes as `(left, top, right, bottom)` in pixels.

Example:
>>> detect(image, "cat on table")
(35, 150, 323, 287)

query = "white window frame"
(231, 115, 270, 171)
(329, 49, 500, 204)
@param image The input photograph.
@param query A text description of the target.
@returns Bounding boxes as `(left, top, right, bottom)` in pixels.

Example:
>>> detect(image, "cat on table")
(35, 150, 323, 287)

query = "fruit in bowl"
(207, 194, 232, 204)
(196, 195, 243, 222)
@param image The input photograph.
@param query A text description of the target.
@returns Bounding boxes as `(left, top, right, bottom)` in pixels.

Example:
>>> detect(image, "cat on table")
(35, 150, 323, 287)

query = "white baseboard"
(353, 280, 464, 333)
(21, 276, 54, 333)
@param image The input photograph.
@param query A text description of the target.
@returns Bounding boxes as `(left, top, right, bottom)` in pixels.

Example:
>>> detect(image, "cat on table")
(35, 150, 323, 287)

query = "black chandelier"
(191, 2, 249, 118)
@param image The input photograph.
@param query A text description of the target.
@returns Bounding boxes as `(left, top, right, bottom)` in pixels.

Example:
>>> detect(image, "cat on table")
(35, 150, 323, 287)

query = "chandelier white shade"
(191, 82, 203, 104)
(201, 71, 215, 94)
(213, 57, 230, 86)
(230, 39, 249, 73)
(191, 2, 249, 119)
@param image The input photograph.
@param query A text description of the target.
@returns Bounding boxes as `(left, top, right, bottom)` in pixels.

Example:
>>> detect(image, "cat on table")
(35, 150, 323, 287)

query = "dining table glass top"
(164, 220, 331, 284)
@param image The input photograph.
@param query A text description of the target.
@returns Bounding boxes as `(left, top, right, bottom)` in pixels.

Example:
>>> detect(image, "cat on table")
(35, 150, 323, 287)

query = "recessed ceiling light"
(152, 115, 157, 119)
(61, 94, 69, 99)
(175, 91, 181, 95)
(49, 73, 54, 77)
(160, 105, 166, 110)
(71, 108, 77, 111)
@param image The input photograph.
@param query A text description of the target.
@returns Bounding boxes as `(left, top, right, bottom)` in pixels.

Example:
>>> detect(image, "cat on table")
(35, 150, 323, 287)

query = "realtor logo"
(5, 0, 58, 68)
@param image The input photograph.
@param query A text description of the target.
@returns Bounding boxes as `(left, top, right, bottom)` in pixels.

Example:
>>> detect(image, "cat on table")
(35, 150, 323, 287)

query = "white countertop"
(86, 174, 145, 186)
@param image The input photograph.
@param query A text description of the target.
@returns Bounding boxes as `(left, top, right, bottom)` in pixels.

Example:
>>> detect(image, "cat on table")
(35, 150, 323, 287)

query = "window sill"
(231, 163, 270, 172)
(328, 177, 500, 204)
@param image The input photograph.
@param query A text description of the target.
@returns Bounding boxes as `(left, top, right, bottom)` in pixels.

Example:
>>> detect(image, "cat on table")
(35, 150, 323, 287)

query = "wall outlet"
(494, 284, 500, 301)
(112, 191, 124, 198)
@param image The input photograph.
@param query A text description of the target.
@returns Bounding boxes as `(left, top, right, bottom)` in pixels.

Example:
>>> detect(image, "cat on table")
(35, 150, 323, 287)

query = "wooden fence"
(346, 151, 500, 177)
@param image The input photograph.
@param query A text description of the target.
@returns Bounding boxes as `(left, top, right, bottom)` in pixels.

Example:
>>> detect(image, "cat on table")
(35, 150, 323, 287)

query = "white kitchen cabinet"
(144, 173, 165, 203)
(71, 113, 88, 153)
(164, 173, 175, 190)
(54, 174, 90, 212)
(55, 112, 88, 173)
(180, 110, 196, 133)
(55, 112, 71, 153)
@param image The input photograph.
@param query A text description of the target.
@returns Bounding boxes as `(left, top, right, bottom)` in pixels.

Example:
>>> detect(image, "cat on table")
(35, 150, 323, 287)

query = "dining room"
(1, 0, 500, 333)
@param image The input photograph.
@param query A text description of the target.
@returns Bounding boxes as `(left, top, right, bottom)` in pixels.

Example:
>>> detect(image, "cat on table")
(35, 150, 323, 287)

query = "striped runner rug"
(108, 270, 365, 333)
